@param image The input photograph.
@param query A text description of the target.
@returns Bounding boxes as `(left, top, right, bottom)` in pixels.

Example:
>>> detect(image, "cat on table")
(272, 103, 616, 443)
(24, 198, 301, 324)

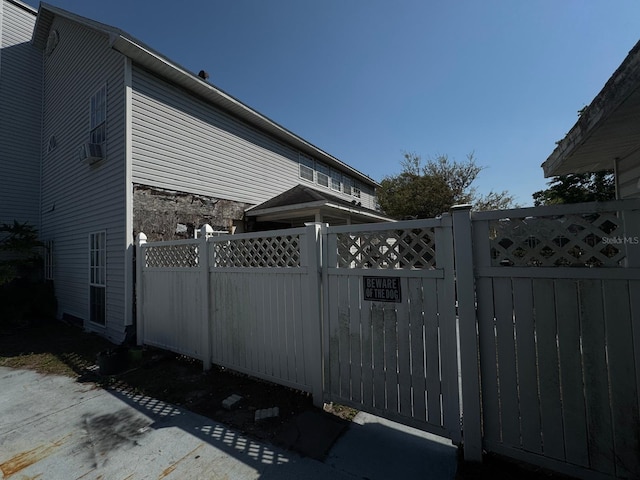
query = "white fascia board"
(246, 200, 393, 223)
(245, 200, 329, 217)
(323, 202, 394, 222)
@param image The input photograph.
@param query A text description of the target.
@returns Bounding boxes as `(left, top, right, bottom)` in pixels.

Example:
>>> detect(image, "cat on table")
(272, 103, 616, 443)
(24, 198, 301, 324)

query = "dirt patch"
(0, 319, 573, 479)
(116, 352, 317, 444)
(0, 320, 324, 448)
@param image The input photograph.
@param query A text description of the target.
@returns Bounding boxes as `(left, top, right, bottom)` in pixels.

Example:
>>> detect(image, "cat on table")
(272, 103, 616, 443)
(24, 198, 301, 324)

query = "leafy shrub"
(0, 222, 56, 328)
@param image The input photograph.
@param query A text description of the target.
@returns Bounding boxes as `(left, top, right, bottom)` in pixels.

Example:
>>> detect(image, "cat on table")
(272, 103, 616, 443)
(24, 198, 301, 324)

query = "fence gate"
(322, 217, 462, 443)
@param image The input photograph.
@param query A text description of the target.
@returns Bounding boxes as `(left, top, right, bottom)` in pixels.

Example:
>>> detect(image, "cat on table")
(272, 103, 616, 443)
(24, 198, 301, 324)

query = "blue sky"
(26, 0, 640, 206)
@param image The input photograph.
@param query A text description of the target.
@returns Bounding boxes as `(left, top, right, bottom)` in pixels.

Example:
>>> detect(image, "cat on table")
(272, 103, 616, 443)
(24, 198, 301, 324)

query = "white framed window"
(89, 85, 107, 146)
(89, 231, 106, 326)
(44, 240, 54, 280)
(316, 162, 330, 188)
(343, 176, 353, 196)
(330, 170, 342, 192)
(299, 154, 314, 182)
(353, 185, 361, 198)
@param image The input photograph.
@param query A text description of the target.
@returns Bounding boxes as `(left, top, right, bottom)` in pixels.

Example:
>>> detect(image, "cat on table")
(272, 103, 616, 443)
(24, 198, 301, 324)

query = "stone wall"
(133, 185, 249, 241)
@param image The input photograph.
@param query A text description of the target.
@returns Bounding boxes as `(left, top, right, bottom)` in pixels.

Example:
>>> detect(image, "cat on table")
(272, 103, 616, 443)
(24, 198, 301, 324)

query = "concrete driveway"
(0, 367, 457, 479)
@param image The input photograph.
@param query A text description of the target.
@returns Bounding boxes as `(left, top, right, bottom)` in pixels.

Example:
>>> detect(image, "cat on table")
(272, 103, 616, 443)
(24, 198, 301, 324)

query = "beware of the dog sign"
(363, 276, 401, 303)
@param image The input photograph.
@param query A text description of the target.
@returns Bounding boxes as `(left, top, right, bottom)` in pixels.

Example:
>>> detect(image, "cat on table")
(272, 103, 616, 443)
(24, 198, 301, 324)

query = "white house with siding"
(0, 0, 386, 342)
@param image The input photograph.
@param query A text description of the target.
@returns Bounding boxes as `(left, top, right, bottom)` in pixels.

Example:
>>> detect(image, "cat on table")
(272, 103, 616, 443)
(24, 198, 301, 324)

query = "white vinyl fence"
(136, 198, 640, 479)
(137, 224, 323, 403)
(322, 218, 462, 443)
(136, 238, 206, 358)
(471, 200, 640, 479)
(207, 226, 322, 398)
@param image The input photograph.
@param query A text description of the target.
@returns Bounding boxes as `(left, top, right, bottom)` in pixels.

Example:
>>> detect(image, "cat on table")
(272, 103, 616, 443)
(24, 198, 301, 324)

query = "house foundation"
(133, 185, 249, 241)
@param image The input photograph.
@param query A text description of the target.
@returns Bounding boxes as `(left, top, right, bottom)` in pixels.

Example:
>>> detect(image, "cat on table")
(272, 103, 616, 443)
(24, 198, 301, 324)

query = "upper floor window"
(343, 176, 353, 196)
(330, 170, 342, 192)
(90, 85, 106, 145)
(299, 154, 314, 182)
(298, 153, 363, 199)
(316, 163, 330, 188)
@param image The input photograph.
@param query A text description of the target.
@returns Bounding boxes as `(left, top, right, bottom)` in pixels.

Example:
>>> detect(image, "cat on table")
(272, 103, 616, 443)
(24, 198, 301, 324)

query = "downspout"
(614, 157, 621, 200)
(38, 30, 45, 235)
(124, 55, 134, 330)
(0, 0, 3, 83)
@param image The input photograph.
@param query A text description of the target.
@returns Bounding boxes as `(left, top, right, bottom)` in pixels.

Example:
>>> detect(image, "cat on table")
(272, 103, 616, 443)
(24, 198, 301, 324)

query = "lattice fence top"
(490, 211, 628, 267)
(144, 243, 200, 268)
(336, 228, 437, 269)
(211, 235, 301, 268)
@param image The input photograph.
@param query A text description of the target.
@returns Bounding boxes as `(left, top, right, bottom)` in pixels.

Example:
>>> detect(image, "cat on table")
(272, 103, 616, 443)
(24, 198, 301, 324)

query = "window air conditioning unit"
(79, 143, 103, 164)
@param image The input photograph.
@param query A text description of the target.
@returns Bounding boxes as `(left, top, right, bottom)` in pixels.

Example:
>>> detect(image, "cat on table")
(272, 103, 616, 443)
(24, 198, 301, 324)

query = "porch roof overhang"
(245, 185, 393, 225)
(542, 40, 640, 177)
(32, 3, 379, 189)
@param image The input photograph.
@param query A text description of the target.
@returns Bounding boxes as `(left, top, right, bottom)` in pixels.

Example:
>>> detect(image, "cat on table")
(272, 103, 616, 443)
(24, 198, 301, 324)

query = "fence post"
(451, 205, 483, 462)
(200, 225, 213, 371)
(622, 202, 640, 268)
(303, 222, 325, 408)
(135, 232, 147, 347)
(621, 202, 640, 430)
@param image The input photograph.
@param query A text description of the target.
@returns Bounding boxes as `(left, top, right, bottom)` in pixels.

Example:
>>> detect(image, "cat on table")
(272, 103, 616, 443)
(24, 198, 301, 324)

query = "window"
(330, 170, 342, 192)
(89, 85, 106, 146)
(44, 240, 54, 280)
(353, 186, 361, 198)
(89, 231, 106, 325)
(343, 176, 353, 196)
(316, 163, 330, 188)
(299, 154, 314, 182)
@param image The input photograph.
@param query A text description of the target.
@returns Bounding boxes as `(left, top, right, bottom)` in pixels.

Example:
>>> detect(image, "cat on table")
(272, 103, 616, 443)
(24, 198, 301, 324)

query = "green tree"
(532, 171, 615, 206)
(377, 153, 517, 219)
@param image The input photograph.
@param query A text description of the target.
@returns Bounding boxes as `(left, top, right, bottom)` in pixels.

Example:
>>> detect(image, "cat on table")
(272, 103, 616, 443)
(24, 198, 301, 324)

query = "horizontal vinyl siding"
(618, 156, 640, 199)
(0, 0, 42, 228)
(131, 66, 377, 208)
(40, 16, 127, 342)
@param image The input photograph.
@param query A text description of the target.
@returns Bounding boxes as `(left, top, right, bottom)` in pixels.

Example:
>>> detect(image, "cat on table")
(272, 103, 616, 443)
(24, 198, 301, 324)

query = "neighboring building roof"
(245, 184, 393, 224)
(542, 39, 640, 177)
(6, 0, 37, 15)
(31, 3, 378, 188)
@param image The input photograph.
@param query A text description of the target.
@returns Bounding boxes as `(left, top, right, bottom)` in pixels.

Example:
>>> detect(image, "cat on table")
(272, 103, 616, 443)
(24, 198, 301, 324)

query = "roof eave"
(246, 201, 393, 223)
(542, 39, 640, 178)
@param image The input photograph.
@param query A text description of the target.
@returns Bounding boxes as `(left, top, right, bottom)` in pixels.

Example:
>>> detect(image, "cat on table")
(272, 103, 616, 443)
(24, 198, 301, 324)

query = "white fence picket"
(604, 281, 640, 478)
(408, 277, 427, 423)
(532, 279, 565, 461)
(581, 280, 615, 476)
(513, 278, 542, 454)
(423, 278, 442, 425)
(556, 280, 590, 468)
